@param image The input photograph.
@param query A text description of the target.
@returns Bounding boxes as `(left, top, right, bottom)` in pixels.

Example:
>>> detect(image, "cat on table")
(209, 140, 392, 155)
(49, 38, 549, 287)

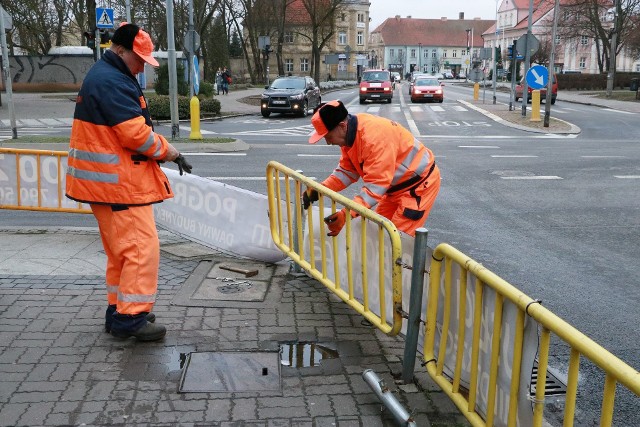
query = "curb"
(459, 99, 581, 135)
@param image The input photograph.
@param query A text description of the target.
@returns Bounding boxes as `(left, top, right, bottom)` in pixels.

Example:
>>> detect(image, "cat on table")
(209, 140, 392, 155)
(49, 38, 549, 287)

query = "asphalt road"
(2, 83, 639, 425)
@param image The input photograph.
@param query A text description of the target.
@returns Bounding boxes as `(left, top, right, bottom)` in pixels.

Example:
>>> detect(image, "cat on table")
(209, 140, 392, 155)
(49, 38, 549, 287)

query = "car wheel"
(261, 110, 271, 118)
(411, 98, 415, 103)
(300, 100, 309, 117)
(359, 98, 365, 104)
(387, 98, 392, 104)
(439, 98, 443, 103)
(551, 97, 556, 105)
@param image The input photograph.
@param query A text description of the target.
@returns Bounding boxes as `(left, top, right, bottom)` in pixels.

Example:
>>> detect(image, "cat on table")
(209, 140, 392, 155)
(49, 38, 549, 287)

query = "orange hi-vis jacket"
(321, 113, 436, 210)
(66, 50, 173, 206)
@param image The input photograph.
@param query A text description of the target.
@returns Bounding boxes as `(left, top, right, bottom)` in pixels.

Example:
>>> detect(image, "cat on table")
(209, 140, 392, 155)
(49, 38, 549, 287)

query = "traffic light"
(263, 44, 272, 60)
(84, 31, 96, 49)
(99, 30, 113, 48)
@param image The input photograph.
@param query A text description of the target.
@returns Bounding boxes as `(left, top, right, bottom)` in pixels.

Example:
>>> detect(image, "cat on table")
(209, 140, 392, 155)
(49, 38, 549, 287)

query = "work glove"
(174, 154, 192, 176)
(324, 209, 347, 237)
(302, 188, 319, 210)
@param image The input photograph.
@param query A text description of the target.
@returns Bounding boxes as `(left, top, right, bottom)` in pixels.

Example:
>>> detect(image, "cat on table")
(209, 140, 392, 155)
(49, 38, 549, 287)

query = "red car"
(410, 77, 444, 103)
(515, 73, 558, 104)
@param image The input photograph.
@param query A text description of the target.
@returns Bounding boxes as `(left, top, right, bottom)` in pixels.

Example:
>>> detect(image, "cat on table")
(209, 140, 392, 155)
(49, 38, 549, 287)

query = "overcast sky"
(369, 0, 499, 30)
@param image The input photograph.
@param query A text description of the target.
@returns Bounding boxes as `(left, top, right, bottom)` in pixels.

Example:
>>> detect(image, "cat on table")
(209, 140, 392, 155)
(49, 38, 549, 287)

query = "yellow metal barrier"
(266, 161, 404, 335)
(423, 243, 640, 427)
(0, 148, 90, 213)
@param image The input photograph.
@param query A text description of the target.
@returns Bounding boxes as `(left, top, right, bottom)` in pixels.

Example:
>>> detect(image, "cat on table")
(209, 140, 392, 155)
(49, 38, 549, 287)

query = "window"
(581, 35, 588, 45)
(636, 64, 640, 72)
(579, 57, 586, 68)
(341, 13, 345, 22)
(285, 59, 293, 73)
(357, 31, 363, 45)
(432, 49, 436, 58)
(410, 49, 416, 58)
(357, 13, 365, 22)
(431, 65, 436, 73)
(452, 50, 457, 58)
(555, 35, 561, 44)
(423, 50, 428, 59)
(443, 50, 447, 58)
(300, 58, 309, 72)
(390, 48, 395, 58)
(284, 32, 294, 44)
(338, 31, 347, 45)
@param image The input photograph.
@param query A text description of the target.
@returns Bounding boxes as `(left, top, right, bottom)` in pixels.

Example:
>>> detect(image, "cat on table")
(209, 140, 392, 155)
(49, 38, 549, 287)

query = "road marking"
(418, 134, 578, 139)
(581, 155, 626, 158)
(500, 176, 563, 180)
(429, 106, 445, 112)
(602, 108, 635, 115)
(614, 175, 640, 179)
(297, 154, 341, 157)
(491, 155, 538, 158)
(409, 106, 422, 112)
(398, 90, 420, 136)
(452, 106, 468, 111)
(181, 152, 246, 156)
(206, 176, 317, 181)
(179, 126, 217, 134)
(367, 106, 381, 113)
(458, 145, 501, 148)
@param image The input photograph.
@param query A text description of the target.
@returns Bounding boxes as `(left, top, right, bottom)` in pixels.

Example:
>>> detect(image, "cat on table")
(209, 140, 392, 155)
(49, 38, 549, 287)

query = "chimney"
(459, 12, 464, 20)
(441, 17, 447, 21)
(406, 16, 411, 19)
(395, 15, 400, 19)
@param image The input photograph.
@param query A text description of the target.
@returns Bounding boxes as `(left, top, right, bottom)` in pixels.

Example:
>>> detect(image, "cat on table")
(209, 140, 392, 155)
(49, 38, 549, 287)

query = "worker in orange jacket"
(66, 23, 192, 341)
(304, 100, 440, 237)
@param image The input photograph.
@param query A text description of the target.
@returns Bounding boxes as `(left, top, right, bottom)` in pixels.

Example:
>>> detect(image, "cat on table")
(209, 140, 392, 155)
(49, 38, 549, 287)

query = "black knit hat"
(111, 23, 139, 50)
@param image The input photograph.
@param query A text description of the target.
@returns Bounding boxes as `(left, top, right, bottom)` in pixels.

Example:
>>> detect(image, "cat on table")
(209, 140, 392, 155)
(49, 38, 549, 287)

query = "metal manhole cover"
(179, 351, 281, 393)
(531, 360, 567, 400)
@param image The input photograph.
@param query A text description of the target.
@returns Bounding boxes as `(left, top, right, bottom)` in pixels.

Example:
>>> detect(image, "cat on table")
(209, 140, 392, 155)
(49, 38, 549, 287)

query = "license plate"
(424, 94, 433, 97)
(371, 94, 380, 98)
(273, 100, 286, 104)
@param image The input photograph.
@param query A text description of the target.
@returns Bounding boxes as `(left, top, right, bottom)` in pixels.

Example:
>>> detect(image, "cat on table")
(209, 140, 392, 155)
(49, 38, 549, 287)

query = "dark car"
(515, 73, 558, 104)
(260, 76, 321, 117)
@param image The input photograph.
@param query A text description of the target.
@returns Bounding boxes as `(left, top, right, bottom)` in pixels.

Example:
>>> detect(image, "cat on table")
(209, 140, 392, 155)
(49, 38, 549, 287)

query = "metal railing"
(0, 148, 89, 213)
(265, 160, 404, 335)
(423, 243, 640, 427)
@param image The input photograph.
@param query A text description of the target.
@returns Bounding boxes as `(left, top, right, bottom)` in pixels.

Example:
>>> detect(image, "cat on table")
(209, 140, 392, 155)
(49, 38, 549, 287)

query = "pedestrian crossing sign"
(96, 8, 114, 29)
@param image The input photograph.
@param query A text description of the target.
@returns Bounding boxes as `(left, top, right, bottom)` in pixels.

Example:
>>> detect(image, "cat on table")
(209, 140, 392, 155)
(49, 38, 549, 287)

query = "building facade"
(369, 14, 494, 78)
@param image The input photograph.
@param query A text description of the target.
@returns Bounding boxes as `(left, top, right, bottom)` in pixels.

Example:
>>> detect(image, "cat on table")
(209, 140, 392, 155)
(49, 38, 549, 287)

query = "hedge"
(147, 95, 221, 120)
(557, 72, 640, 91)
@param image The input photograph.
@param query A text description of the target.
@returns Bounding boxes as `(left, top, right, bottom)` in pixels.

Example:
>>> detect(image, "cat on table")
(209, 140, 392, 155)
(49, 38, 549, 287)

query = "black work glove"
(174, 154, 192, 176)
(302, 188, 319, 210)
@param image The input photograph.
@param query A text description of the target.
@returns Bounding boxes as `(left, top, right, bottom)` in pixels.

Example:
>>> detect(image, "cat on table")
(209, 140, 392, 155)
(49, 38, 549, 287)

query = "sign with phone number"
(0, 150, 89, 212)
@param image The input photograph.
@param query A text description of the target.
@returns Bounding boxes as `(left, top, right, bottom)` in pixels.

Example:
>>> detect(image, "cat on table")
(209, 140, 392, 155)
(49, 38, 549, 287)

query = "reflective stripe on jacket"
(66, 50, 173, 205)
(321, 113, 435, 210)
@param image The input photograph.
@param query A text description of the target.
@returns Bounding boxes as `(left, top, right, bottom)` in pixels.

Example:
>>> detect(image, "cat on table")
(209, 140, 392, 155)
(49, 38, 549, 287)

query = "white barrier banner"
(155, 168, 286, 263)
(0, 151, 87, 210)
(305, 207, 535, 426)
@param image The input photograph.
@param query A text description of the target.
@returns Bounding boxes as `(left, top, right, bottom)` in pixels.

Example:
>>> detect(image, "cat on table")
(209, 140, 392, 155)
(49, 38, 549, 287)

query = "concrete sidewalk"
(0, 226, 470, 426)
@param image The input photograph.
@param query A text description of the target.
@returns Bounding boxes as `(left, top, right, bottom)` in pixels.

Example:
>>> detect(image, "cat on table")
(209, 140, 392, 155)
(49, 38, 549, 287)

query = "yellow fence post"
(531, 90, 541, 122)
(189, 96, 203, 140)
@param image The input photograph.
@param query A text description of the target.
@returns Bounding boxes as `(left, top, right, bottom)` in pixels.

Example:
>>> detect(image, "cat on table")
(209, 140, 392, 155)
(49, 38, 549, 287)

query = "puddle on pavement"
(166, 349, 189, 372)
(279, 342, 340, 368)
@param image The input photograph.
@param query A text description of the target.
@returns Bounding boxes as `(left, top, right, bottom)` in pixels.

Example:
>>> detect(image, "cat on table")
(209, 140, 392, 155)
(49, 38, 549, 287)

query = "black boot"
(105, 305, 156, 333)
(110, 312, 166, 342)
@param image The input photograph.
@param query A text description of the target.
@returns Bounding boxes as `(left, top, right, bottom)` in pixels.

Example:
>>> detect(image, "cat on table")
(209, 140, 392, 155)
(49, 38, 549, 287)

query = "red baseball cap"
(112, 23, 159, 67)
(308, 100, 348, 144)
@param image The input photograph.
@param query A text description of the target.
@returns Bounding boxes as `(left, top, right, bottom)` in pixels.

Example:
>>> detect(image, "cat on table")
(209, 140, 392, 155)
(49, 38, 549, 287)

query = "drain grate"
(531, 360, 568, 399)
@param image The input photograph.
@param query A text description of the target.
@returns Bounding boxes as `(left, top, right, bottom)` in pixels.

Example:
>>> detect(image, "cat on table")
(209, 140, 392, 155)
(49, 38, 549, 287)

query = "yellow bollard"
(530, 90, 541, 122)
(189, 96, 203, 140)
(473, 83, 479, 100)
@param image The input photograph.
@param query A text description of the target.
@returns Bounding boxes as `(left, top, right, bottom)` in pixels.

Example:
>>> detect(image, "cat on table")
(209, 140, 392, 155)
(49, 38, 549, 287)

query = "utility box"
(629, 78, 639, 92)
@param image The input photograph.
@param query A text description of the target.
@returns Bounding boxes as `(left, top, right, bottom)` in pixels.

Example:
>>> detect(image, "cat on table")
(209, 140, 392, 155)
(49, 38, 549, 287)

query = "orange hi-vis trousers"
(91, 203, 159, 315)
(375, 165, 441, 237)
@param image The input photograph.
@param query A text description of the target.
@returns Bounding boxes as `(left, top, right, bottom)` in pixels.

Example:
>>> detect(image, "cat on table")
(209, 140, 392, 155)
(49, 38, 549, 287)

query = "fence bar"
(401, 228, 428, 384)
(563, 348, 580, 427)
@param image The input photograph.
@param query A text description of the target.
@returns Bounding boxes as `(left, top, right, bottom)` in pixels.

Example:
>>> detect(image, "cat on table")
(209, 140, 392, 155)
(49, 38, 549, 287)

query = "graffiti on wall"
(9, 55, 95, 84)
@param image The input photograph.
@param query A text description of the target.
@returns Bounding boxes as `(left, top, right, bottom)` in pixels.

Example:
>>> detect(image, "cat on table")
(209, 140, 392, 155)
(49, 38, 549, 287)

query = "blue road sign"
(526, 64, 549, 90)
(192, 55, 200, 95)
(96, 8, 114, 29)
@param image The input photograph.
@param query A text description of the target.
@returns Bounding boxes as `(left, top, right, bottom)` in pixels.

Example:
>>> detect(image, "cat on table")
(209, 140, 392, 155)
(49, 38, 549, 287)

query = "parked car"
(515, 73, 558, 104)
(391, 72, 401, 82)
(443, 71, 454, 79)
(457, 71, 467, 79)
(260, 76, 321, 117)
(359, 69, 393, 104)
(410, 77, 444, 103)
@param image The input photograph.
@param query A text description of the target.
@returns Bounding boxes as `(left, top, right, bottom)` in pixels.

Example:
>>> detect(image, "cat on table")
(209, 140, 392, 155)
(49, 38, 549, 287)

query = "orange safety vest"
(66, 50, 173, 206)
(321, 113, 436, 210)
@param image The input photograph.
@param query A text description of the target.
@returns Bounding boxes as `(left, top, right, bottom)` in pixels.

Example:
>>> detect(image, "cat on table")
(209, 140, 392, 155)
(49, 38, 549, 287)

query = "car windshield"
(416, 79, 439, 86)
(270, 78, 305, 90)
(362, 71, 389, 82)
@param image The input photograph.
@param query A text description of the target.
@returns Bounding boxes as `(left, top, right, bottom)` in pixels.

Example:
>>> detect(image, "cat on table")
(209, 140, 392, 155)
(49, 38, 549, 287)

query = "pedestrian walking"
(221, 67, 231, 95)
(215, 67, 223, 95)
(65, 23, 193, 341)
(303, 100, 440, 237)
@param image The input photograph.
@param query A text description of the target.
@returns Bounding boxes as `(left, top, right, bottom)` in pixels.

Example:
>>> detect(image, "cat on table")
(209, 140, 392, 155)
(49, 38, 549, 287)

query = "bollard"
(401, 228, 428, 384)
(189, 96, 203, 140)
(531, 90, 541, 122)
(363, 369, 417, 427)
(473, 82, 479, 100)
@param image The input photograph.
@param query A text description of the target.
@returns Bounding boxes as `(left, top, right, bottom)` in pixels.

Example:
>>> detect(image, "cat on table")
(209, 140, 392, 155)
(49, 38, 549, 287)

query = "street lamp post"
(465, 28, 471, 79)
(606, 0, 619, 97)
(418, 43, 421, 73)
